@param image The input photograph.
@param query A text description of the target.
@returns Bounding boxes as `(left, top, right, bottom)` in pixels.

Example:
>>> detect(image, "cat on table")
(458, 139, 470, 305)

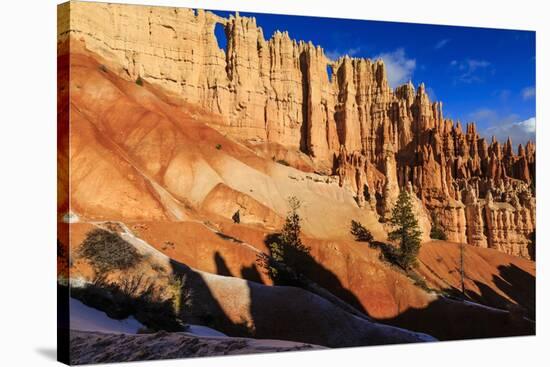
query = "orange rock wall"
(60, 1, 536, 258)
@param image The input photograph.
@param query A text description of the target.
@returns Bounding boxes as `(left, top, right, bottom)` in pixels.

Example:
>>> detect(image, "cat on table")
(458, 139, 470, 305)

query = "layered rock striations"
(61, 1, 536, 259)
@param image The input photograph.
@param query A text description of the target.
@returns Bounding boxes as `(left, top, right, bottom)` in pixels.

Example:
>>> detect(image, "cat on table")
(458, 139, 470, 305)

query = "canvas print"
(57, 1, 536, 364)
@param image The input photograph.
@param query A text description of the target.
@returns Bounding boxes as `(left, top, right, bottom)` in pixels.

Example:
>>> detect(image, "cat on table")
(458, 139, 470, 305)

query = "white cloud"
(373, 48, 416, 88)
(450, 58, 491, 83)
(468, 108, 535, 146)
(326, 47, 361, 60)
(466, 59, 490, 70)
(521, 86, 536, 100)
(468, 108, 499, 122)
(434, 39, 450, 49)
(484, 117, 536, 147)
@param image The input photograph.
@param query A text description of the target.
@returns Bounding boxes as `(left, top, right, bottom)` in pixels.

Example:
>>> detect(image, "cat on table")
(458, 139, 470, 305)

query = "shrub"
(406, 269, 429, 291)
(72, 273, 188, 332)
(350, 220, 373, 243)
(276, 159, 290, 166)
(430, 222, 448, 240)
(370, 241, 401, 265)
(79, 228, 142, 273)
(168, 274, 192, 316)
(215, 143, 222, 150)
(429, 214, 447, 240)
(388, 190, 422, 270)
(232, 210, 240, 224)
(161, 241, 175, 251)
(135, 76, 144, 86)
(98, 64, 108, 73)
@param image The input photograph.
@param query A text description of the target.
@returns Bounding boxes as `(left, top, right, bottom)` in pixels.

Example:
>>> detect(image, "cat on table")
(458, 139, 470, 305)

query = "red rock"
(60, 1, 535, 261)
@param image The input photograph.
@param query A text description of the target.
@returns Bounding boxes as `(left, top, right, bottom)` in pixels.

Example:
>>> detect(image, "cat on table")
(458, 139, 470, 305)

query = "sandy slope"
(62, 39, 386, 240)
(68, 221, 435, 348)
(66, 221, 534, 344)
(418, 240, 535, 319)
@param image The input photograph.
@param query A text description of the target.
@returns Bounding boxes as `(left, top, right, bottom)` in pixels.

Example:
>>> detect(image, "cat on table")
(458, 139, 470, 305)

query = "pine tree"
(275, 197, 310, 269)
(388, 190, 423, 269)
(258, 196, 310, 285)
(279, 197, 305, 252)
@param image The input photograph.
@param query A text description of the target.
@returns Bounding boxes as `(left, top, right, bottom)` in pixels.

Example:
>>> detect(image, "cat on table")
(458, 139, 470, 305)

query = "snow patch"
(63, 211, 80, 223)
(70, 297, 144, 334)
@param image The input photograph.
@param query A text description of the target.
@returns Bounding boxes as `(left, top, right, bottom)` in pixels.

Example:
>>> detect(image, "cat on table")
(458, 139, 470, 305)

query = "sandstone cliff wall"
(60, 1, 536, 259)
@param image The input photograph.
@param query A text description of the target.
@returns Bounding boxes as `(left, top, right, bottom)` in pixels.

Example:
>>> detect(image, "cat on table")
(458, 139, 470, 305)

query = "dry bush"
(74, 272, 190, 332)
(79, 228, 142, 273)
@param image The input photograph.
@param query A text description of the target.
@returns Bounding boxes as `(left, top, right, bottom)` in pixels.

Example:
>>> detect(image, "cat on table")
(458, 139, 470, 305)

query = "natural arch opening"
(327, 64, 333, 82)
(214, 23, 227, 51)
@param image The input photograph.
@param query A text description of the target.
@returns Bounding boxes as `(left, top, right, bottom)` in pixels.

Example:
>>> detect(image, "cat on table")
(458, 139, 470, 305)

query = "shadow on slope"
(379, 295, 535, 341)
(192, 253, 433, 347)
(240, 263, 264, 284)
(71, 223, 536, 351)
(257, 232, 536, 341)
(211, 228, 535, 342)
(215, 251, 264, 284)
(170, 259, 257, 338)
(487, 264, 535, 320)
(427, 261, 535, 321)
(259, 232, 368, 315)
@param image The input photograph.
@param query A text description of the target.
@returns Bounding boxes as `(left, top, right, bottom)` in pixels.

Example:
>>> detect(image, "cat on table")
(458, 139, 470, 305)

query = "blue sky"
(211, 10, 536, 146)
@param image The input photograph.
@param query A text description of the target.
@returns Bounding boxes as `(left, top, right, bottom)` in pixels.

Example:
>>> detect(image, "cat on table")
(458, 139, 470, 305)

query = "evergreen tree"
(279, 197, 307, 251)
(388, 190, 423, 269)
(258, 196, 310, 285)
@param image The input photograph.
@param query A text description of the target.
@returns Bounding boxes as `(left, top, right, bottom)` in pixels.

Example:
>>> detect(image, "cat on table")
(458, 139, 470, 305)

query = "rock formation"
(60, 1, 536, 259)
